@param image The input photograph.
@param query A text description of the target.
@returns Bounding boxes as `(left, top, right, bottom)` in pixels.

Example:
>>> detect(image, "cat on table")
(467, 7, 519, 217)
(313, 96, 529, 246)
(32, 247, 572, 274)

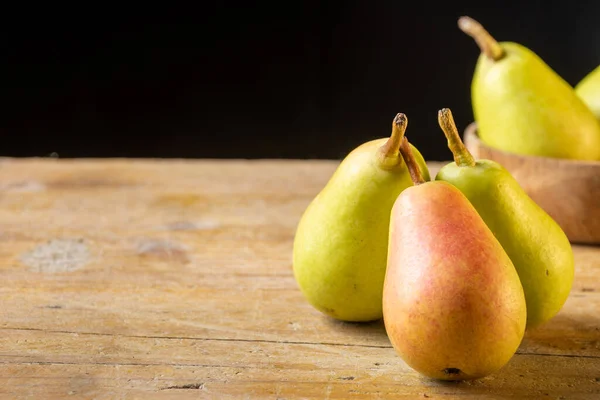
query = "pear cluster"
(292, 16, 581, 382)
(460, 16, 600, 161)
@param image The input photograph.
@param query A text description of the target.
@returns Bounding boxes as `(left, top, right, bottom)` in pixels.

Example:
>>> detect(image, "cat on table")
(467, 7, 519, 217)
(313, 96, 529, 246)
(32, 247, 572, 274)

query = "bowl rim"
(464, 122, 600, 167)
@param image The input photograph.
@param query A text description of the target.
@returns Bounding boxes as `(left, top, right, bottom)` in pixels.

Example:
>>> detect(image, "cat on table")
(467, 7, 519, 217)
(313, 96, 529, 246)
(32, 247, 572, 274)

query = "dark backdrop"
(2, 2, 599, 161)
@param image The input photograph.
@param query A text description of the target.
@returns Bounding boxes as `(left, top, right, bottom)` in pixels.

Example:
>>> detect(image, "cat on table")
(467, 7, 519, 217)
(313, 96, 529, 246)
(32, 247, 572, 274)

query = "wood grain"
(0, 158, 599, 399)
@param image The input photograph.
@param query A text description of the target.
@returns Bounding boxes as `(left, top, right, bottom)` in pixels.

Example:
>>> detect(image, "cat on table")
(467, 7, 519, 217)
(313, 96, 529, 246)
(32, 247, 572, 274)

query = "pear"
(293, 114, 430, 322)
(575, 65, 600, 120)
(435, 108, 574, 329)
(459, 16, 600, 161)
(383, 136, 526, 381)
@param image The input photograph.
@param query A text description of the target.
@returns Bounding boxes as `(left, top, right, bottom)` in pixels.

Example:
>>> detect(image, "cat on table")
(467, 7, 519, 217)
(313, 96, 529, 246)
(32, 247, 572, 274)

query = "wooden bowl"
(463, 122, 600, 245)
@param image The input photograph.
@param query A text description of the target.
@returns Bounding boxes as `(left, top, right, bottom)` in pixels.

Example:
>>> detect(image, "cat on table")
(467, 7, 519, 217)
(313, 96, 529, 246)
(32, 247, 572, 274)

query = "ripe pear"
(459, 16, 600, 160)
(293, 114, 430, 322)
(383, 137, 526, 381)
(435, 108, 574, 329)
(575, 65, 600, 120)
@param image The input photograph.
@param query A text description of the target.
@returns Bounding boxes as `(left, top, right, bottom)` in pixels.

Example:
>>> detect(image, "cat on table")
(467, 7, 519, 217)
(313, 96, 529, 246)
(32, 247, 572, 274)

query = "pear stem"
(458, 16, 504, 61)
(378, 113, 408, 169)
(438, 108, 476, 167)
(399, 136, 425, 185)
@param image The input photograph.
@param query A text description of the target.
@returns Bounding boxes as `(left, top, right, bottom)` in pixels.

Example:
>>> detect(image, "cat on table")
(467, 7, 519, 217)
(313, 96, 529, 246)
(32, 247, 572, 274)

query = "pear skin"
(575, 64, 600, 120)
(293, 114, 430, 322)
(435, 108, 574, 329)
(459, 16, 600, 160)
(383, 137, 526, 381)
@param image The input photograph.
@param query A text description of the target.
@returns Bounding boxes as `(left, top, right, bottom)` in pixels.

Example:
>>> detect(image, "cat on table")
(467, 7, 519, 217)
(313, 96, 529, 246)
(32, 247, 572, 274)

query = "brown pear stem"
(399, 136, 425, 185)
(378, 113, 408, 169)
(438, 108, 476, 167)
(458, 16, 504, 61)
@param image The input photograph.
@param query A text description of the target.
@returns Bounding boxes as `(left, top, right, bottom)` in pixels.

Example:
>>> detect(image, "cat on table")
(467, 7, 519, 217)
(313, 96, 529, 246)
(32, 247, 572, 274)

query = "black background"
(2, 2, 599, 161)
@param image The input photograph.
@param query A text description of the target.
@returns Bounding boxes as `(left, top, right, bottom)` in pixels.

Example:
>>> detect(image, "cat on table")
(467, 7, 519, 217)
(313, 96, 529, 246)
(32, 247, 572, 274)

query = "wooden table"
(1, 158, 598, 399)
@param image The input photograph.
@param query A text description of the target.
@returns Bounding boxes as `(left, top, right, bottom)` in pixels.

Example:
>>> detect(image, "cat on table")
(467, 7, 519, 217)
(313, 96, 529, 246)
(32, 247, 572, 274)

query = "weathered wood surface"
(0, 158, 598, 399)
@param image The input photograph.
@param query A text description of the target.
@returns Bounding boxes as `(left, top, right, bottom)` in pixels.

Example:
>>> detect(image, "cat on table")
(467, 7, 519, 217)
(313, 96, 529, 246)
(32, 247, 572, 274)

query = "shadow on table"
(417, 311, 600, 396)
(321, 317, 391, 346)
(521, 311, 600, 355)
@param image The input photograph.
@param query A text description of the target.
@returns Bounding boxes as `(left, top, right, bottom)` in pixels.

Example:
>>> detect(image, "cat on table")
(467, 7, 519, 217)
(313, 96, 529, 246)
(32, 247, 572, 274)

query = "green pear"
(293, 114, 430, 322)
(459, 16, 600, 161)
(575, 65, 600, 120)
(435, 108, 574, 329)
(383, 136, 526, 381)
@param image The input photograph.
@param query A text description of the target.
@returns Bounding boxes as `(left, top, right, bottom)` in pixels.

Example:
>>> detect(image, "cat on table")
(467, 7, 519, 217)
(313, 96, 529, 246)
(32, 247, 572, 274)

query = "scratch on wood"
(4, 360, 251, 369)
(516, 351, 600, 359)
(163, 220, 221, 231)
(160, 383, 204, 390)
(136, 239, 190, 264)
(8, 326, 600, 359)
(1, 325, 395, 349)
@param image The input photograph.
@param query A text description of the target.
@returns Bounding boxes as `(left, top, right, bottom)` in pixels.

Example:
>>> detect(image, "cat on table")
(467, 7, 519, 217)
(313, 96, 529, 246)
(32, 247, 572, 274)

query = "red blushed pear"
(382, 137, 527, 381)
(435, 108, 574, 329)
